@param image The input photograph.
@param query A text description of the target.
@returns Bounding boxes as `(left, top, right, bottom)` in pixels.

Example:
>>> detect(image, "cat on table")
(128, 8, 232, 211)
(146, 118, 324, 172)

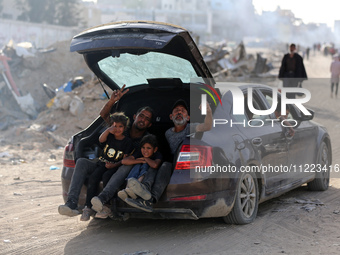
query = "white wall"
(0, 19, 81, 48)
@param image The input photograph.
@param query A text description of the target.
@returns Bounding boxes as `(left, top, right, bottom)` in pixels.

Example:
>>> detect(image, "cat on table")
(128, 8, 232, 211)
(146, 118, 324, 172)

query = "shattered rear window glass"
(98, 52, 198, 87)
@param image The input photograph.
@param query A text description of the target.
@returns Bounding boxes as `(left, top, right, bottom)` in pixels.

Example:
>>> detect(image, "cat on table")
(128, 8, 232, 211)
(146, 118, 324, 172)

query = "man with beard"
(165, 99, 212, 154)
(59, 85, 154, 218)
(124, 99, 212, 212)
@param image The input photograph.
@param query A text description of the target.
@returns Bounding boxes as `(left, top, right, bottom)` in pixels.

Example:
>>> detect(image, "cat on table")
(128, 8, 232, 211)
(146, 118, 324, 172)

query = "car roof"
(216, 82, 273, 94)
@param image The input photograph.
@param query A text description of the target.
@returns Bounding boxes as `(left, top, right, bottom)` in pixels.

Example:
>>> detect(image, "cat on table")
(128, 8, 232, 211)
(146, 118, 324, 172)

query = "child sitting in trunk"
(80, 112, 133, 221)
(117, 134, 162, 201)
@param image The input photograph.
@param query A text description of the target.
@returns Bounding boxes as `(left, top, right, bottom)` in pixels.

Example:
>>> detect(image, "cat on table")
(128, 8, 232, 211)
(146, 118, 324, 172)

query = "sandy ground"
(1, 50, 340, 255)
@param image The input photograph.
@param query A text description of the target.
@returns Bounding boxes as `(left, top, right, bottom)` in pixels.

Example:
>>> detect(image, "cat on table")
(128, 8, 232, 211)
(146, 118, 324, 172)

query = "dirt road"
(1, 51, 340, 255)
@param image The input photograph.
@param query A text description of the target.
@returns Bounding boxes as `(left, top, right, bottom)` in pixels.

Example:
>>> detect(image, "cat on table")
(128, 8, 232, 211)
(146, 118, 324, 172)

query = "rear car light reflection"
(175, 144, 213, 170)
(170, 195, 207, 201)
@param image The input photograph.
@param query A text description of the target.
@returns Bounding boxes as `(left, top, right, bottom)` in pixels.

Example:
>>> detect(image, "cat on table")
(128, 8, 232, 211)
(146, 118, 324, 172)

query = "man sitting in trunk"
(124, 99, 213, 212)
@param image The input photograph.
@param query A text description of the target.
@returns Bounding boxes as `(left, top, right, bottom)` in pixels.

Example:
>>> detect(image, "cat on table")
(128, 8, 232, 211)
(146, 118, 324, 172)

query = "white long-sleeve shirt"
(330, 59, 340, 83)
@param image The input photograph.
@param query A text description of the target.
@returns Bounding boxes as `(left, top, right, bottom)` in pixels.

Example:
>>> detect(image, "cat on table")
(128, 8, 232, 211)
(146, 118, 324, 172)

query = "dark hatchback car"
(61, 21, 331, 224)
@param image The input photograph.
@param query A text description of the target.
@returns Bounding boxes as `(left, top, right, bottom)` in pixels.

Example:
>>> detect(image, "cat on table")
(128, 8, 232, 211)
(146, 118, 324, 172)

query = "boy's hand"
(136, 157, 146, 163)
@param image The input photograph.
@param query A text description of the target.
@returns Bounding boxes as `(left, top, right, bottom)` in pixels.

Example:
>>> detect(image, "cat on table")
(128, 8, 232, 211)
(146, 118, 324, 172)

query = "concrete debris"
(274, 197, 325, 212)
(54, 92, 73, 110)
(0, 38, 283, 151)
(0, 39, 99, 150)
(294, 199, 324, 206)
(10, 40, 36, 58)
(44, 131, 68, 148)
(69, 96, 84, 116)
(0, 151, 12, 157)
(49, 154, 56, 161)
(301, 205, 316, 212)
(275, 197, 322, 204)
(0, 53, 38, 118)
(122, 251, 157, 255)
(0, 39, 92, 127)
(200, 41, 278, 82)
(277, 198, 324, 205)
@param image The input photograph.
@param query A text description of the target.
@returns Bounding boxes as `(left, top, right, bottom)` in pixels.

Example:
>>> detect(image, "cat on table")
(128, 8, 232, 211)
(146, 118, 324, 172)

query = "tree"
(0, 0, 3, 15)
(54, 0, 80, 27)
(15, 0, 30, 21)
(15, 0, 80, 26)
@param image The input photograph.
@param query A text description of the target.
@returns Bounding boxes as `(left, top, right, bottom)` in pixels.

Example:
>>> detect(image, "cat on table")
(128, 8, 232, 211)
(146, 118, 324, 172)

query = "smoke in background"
(131, 0, 336, 48)
(204, 0, 336, 48)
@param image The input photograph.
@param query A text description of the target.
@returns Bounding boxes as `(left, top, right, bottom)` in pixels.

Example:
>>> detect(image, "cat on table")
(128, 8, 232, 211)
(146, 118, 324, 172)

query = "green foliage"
(54, 0, 80, 27)
(15, 0, 80, 26)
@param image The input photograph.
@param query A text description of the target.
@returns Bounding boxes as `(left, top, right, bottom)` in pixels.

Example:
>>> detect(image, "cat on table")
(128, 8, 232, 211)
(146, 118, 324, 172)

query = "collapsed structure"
(0, 39, 282, 148)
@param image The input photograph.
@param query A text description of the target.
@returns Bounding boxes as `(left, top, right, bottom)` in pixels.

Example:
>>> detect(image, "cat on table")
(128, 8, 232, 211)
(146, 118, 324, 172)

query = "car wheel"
(307, 141, 330, 191)
(224, 172, 259, 224)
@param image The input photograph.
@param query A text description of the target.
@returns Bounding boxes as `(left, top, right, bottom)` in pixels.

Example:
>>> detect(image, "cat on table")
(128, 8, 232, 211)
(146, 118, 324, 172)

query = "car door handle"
(252, 138, 262, 146)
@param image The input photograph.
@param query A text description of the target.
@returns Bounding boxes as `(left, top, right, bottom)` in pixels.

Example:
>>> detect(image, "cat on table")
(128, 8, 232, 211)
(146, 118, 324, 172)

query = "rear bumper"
(62, 166, 237, 219)
(117, 207, 199, 220)
(116, 189, 236, 219)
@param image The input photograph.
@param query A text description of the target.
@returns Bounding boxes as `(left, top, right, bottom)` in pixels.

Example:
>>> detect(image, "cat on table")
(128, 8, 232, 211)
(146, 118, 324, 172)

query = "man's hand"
(101, 84, 129, 123)
(199, 102, 212, 114)
(105, 162, 120, 169)
(110, 84, 129, 103)
(196, 102, 213, 132)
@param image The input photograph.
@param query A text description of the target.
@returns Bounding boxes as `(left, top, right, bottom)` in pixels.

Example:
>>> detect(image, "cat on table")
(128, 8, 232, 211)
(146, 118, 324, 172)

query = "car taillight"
(63, 144, 75, 168)
(175, 144, 213, 170)
(170, 195, 207, 201)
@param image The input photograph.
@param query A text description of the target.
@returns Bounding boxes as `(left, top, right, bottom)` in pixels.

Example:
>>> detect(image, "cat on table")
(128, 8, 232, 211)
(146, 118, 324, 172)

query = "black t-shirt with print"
(99, 134, 133, 163)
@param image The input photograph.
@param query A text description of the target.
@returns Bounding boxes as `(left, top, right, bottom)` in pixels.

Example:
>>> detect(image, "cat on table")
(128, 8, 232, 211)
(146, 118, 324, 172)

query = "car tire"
(223, 172, 259, 224)
(307, 141, 330, 191)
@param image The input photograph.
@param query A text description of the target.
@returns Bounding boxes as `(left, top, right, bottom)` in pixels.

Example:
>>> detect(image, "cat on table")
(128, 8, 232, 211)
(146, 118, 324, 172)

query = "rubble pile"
(0, 40, 104, 149)
(200, 41, 280, 82)
(0, 40, 92, 111)
(1, 78, 108, 150)
(0, 39, 283, 150)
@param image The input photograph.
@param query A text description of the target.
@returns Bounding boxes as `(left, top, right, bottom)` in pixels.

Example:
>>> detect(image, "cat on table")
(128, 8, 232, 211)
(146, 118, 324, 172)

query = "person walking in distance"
(330, 55, 340, 98)
(279, 43, 308, 98)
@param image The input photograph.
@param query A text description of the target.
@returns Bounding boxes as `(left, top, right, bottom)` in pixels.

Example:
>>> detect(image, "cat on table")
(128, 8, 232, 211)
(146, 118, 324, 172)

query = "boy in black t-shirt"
(117, 134, 162, 201)
(80, 112, 133, 221)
